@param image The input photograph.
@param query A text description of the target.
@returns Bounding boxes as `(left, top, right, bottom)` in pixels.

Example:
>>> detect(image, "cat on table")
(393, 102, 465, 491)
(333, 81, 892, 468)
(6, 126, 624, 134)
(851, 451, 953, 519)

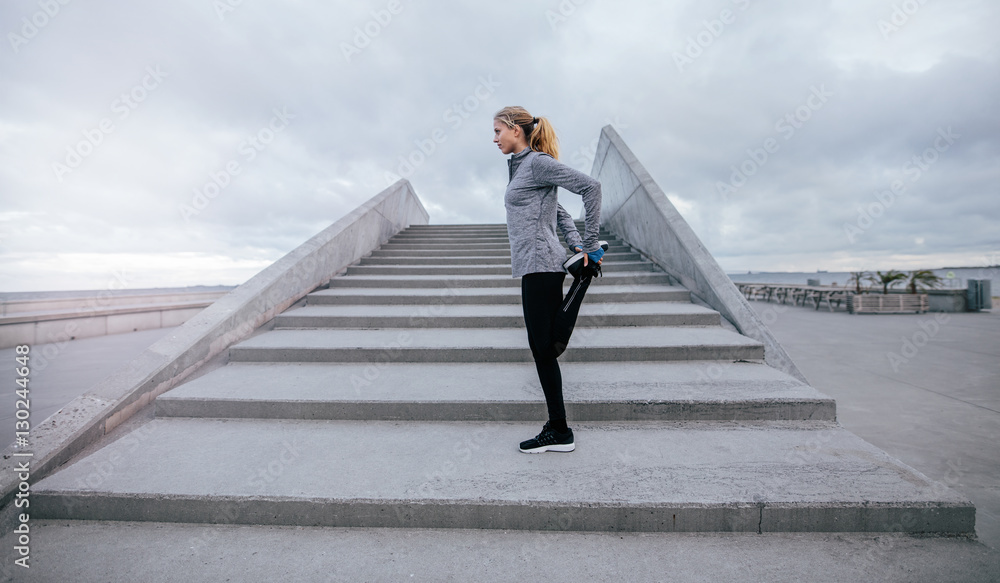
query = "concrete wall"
(0, 179, 428, 509)
(0, 291, 226, 316)
(0, 292, 229, 349)
(927, 289, 967, 312)
(591, 125, 806, 382)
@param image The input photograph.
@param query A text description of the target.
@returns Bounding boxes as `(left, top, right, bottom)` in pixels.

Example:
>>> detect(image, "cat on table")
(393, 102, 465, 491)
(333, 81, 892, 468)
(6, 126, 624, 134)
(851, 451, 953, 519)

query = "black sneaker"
(563, 241, 609, 278)
(519, 422, 575, 453)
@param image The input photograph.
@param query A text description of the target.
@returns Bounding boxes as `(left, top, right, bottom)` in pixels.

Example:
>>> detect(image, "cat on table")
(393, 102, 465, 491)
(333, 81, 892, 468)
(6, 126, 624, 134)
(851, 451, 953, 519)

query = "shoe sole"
(518, 443, 576, 453)
(563, 252, 586, 275)
(562, 241, 609, 276)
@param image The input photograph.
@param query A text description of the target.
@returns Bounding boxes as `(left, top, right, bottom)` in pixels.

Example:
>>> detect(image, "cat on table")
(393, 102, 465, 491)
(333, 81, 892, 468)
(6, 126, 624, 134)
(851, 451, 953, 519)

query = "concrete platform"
(4, 322, 998, 580)
(154, 361, 834, 421)
(32, 418, 973, 533)
(4, 215, 997, 581)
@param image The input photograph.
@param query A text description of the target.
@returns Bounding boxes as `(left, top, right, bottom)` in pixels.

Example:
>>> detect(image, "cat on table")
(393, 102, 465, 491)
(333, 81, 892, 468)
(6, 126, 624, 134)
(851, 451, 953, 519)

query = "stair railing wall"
(591, 125, 806, 383)
(0, 179, 428, 511)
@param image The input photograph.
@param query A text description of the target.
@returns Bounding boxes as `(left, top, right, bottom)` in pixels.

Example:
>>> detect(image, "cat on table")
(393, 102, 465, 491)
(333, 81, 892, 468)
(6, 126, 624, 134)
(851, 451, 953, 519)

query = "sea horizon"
(726, 266, 999, 291)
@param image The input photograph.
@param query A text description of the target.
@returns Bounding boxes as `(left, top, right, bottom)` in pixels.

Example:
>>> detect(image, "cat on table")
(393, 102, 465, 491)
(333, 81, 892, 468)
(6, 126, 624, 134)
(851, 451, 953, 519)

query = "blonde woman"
(492, 106, 605, 453)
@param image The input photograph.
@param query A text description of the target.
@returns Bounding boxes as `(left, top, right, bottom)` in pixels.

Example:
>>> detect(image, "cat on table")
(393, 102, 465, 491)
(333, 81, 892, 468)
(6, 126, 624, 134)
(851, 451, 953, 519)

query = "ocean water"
(727, 267, 1000, 293)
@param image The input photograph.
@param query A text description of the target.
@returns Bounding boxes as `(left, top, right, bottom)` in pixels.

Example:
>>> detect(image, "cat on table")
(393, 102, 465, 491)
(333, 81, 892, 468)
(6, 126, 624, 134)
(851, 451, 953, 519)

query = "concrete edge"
(591, 125, 808, 384)
(152, 398, 838, 422)
(0, 291, 228, 318)
(30, 493, 976, 534)
(0, 299, 217, 325)
(0, 179, 428, 512)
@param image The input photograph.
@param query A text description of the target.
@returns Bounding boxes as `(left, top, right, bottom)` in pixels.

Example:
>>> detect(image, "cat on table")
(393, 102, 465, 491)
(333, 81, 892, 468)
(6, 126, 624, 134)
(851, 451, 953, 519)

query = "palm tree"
(847, 271, 869, 294)
(907, 269, 942, 294)
(872, 270, 908, 294)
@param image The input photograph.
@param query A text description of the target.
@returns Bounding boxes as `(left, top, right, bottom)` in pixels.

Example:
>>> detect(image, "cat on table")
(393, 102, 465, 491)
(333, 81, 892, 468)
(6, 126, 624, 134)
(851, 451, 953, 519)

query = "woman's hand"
(574, 247, 603, 267)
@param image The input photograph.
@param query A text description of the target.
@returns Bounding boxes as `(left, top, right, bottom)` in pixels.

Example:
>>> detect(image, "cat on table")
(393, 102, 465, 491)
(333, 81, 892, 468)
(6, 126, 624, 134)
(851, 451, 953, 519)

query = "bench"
(848, 294, 929, 314)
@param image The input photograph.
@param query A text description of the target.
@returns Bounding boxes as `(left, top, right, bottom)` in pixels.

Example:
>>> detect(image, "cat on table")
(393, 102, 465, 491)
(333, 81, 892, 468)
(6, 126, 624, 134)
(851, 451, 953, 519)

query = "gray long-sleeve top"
(504, 147, 602, 278)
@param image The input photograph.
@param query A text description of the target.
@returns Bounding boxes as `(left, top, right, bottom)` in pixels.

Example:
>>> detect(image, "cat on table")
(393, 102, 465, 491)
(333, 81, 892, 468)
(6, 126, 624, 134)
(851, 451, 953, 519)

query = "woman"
(492, 106, 605, 453)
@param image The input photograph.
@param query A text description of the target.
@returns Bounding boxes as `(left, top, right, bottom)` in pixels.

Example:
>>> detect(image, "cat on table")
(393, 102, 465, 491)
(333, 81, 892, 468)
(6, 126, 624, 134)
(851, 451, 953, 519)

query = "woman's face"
(493, 119, 524, 155)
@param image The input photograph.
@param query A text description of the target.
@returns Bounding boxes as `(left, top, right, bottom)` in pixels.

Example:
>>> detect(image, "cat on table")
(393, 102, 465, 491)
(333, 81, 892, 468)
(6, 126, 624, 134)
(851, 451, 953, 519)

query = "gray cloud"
(1, 0, 997, 291)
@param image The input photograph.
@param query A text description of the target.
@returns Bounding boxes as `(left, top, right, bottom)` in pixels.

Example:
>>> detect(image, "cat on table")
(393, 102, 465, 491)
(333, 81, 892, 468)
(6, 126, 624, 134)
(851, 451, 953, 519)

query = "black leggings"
(520, 272, 593, 422)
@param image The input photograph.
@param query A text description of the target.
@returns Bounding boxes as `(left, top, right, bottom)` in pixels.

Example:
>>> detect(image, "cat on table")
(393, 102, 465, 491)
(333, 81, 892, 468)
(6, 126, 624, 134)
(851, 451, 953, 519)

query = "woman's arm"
(531, 154, 602, 253)
(556, 204, 583, 250)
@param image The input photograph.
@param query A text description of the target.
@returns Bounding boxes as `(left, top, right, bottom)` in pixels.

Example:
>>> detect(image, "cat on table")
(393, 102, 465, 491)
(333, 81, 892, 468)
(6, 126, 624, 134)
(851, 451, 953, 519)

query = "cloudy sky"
(1, 0, 997, 292)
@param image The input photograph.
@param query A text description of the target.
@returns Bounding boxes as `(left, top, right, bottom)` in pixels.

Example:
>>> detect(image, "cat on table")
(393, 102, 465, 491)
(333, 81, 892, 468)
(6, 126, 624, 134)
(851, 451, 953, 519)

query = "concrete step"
(390, 230, 513, 237)
(344, 262, 656, 276)
(396, 225, 515, 232)
(379, 242, 513, 250)
(389, 235, 513, 244)
(359, 251, 643, 265)
(408, 223, 507, 227)
(227, 327, 765, 363)
(375, 243, 633, 254)
(32, 417, 974, 534)
(361, 255, 516, 265)
(388, 235, 621, 245)
(383, 240, 625, 251)
(370, 248, 514, 257)
(382, 238, 629, 247)
(387, 236, 620, 245)
(272, 302, 720, 328)
(155, 361, 835, 421)
(306, 284, 692, 305)
(325, 272, 676, 289)
(405, 224, 509, 231)
(11, 520, 998, 582)
(402, 229, 510, 234)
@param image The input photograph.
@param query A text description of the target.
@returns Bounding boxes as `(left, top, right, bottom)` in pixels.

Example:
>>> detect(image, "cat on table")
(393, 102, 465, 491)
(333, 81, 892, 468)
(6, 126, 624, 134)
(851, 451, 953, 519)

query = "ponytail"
(494, 106, 560, 160)
(530, 117, 559, 160)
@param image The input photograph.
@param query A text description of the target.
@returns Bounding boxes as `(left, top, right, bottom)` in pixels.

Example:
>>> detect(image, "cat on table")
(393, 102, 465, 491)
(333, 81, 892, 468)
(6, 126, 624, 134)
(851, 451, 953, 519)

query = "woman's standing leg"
(520, 272, 568, 427)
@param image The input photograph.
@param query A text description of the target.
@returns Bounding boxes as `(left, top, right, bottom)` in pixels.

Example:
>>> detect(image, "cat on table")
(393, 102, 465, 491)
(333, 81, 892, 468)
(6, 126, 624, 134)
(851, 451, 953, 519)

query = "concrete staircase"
(31, 223, 974, 539)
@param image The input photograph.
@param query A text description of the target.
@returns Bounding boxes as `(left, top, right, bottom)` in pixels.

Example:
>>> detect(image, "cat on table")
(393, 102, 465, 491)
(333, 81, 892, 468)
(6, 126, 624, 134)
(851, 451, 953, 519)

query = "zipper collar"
(507, 147, 533, 182)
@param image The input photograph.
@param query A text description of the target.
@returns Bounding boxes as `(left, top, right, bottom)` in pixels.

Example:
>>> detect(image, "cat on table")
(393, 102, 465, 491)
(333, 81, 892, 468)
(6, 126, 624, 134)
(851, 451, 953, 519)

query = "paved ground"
(6, 524, 999, 583)
(747, 300, 1000, 550)
(0, 326, 180, 430)
(1, 302, 997, 554)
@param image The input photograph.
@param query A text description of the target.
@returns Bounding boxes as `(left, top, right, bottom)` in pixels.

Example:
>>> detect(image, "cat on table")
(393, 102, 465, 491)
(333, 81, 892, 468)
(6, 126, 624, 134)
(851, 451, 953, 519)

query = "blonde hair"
(494, 106, 559, 160)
